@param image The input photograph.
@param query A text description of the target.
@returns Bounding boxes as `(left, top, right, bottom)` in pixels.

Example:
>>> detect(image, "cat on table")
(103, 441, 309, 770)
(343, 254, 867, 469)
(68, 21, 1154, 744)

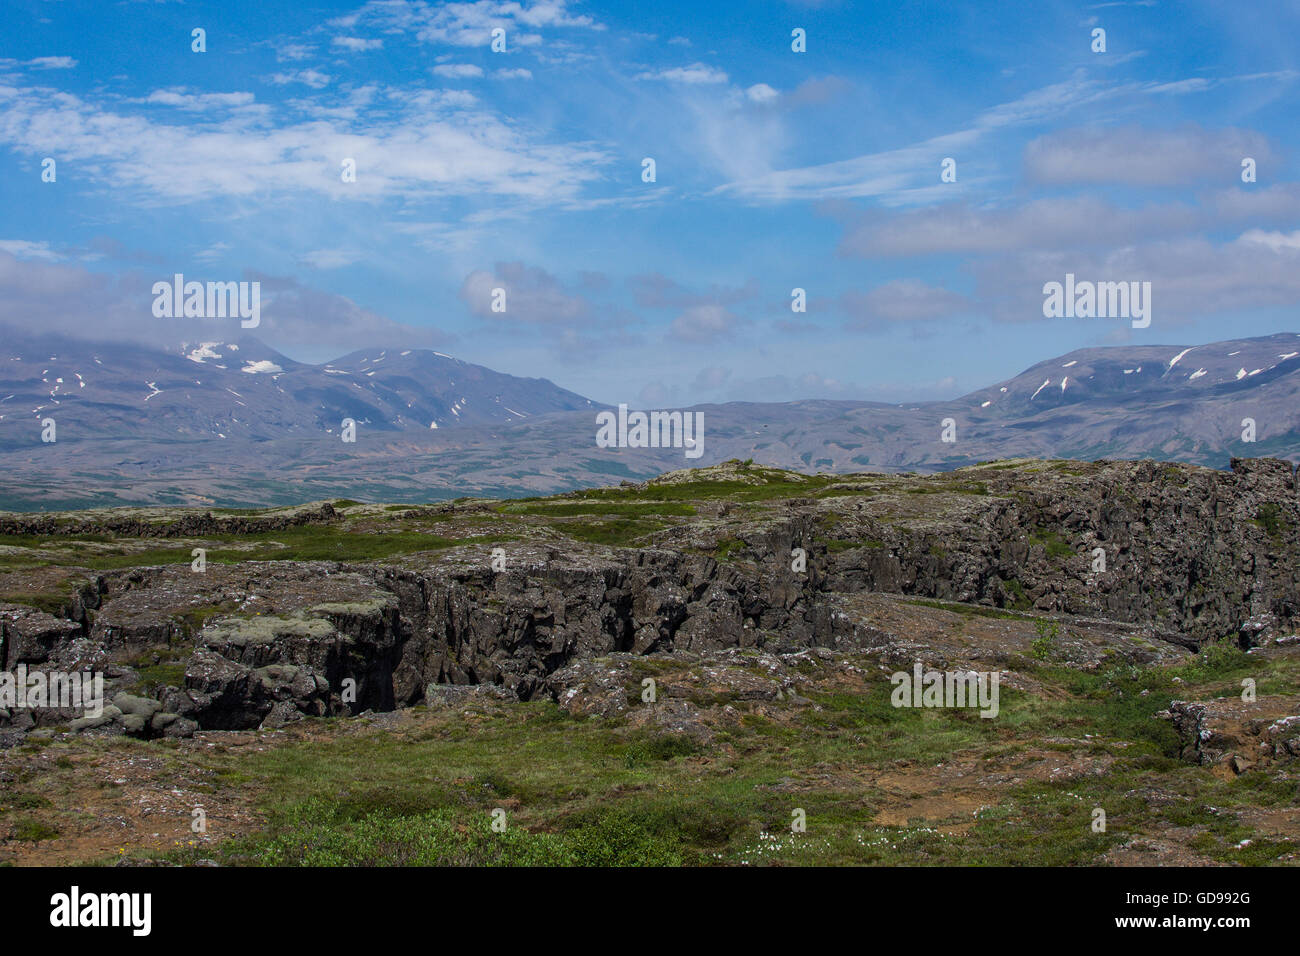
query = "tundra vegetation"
(0, 457, 1297, 866)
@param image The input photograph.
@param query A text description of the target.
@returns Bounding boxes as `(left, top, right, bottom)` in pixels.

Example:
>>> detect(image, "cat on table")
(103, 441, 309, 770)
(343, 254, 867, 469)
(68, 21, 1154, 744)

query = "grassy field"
(1, 639, 1286, 867)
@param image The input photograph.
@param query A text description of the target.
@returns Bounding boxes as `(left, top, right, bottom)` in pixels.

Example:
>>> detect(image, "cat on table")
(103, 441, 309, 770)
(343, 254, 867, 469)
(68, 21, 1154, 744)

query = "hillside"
(1, 330, 1299, 509)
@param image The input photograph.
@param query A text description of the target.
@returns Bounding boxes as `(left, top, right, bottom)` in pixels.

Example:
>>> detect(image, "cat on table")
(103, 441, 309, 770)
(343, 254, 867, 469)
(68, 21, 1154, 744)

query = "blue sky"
(1, 0, 1298, 407)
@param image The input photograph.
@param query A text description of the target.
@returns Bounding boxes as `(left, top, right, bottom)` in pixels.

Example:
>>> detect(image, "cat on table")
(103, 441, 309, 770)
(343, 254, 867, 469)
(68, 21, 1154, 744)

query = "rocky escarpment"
(804, 457, 1300, 645)
(0, 538, 865, 739)
(0, 502, 338, 539)
(1, 457, 1297, 743)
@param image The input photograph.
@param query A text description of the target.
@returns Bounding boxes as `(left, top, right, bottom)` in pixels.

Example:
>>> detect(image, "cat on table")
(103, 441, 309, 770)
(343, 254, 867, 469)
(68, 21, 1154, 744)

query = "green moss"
(178, 603, 234, 636)
(0, 590, 74, 617)
(900, 598, 1036, 622)
(131, 662, 188, 693)
(1030, 528, 1073, 560)
(13, 818, 59, 842)
(203, 614, 336, 646)
(825, 539, 884, 552)
(1253, 502, 1288, 541)
(1003, 578, 1031, 611)
(0, 792, 52, 814)
(549, 518, 667, 547)
(498, 501, 695, 517)
(714, 537, 746, 561)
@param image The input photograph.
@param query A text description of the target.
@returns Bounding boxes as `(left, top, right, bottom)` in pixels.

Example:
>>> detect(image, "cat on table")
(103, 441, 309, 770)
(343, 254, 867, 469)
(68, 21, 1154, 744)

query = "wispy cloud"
(0, 81, 610, 204)
(332, 36, 383, 52)
(638, 62, 729, 84)
(432, 63, 485, 79)
(1024, 125, 1276, 186)
(266, 70, 331, 89)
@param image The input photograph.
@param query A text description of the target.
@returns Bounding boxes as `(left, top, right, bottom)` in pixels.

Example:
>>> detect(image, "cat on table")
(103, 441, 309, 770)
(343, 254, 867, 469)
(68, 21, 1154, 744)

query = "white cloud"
(670, 304, 744, 343)
(639, 62, 729, 85)
(298, 249, 357, 269)
(745, 83, 779, 103)
(841, 280, 971, 329)
(715, 75, 1120, 202)
(630, 273, 758, 308)
(985, 236, 1300, 324)
(27, 57, 76, 70)
(337, 0, 602, 48)
(332, 36, 383, 51)
(432, 63, 485, 79)
(266, 70, 331, 89)
(0, 81, 610, 204)
(460, 262, 592, 325)
(1238, 229, 1300, 252)
(1025, 125, 1275, 186)
(144, 89, 258, 110)
(496, 68, 533, 80)
(0, 240, 61, 261)
(194, 241, 231, 263)
(839, 184, 1300, 259)
(0, 251, 456, 355)
(276, 43, 315, 62)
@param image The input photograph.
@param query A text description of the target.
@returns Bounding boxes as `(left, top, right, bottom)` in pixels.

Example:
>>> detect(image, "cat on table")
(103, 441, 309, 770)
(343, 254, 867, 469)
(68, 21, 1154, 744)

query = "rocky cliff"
(1, 456, 1296, 741)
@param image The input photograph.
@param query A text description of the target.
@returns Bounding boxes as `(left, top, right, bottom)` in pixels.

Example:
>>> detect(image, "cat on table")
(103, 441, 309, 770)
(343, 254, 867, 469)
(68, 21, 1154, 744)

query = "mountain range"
(1, 328, 1297, 510)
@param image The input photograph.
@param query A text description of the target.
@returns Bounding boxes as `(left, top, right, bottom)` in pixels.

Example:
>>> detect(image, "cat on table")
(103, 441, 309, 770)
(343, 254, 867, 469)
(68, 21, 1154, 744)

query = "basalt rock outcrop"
(0, 457, 1296, 743)
(802, 457, 1300, 645)
(1165, 696, 1300, 775)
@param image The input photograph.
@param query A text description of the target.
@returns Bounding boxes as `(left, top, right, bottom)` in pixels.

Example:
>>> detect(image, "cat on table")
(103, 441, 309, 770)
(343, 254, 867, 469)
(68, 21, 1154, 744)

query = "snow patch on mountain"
(186, 343, 227, 364)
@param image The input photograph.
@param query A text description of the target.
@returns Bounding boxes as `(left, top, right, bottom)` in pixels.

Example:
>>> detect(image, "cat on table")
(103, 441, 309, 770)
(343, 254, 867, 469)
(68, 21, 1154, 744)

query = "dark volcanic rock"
(0, 457, 1297, 744)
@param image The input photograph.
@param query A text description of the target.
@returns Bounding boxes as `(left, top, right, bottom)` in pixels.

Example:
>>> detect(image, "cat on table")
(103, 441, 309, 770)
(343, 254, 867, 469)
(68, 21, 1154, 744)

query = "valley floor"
(3, 627, 1298, 866)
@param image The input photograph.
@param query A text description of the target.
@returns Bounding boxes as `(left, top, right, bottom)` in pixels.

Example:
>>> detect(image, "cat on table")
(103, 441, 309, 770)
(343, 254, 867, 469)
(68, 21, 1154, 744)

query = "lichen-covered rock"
(2, 458, 1297, 746)
(0, 607, 83, 667)
(1163, 695, 1300, 773)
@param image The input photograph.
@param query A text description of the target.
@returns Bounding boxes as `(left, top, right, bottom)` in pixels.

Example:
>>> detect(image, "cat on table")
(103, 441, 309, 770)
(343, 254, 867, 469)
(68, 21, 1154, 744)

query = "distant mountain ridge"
(0, 328, 1297, 509)
(0, 331, 596, 447)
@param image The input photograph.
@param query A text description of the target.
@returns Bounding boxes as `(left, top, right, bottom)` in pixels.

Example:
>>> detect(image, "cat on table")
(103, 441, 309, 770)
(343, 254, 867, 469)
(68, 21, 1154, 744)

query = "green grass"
(497, 501, 696, 518)
(573, 473, 834, 504)
(0, 589, 74, 616)
(142, 638, 1300, 868)
(1003, 578, 1031, 611)
(901, 597, 1037, 622)
(128, 661, 188, 694)
(1030, 528, 1074, 560)
(826, 539, 885, 552)
(13, 818, 60, 842)
(1254, 502, 1289, 542)
(713, 537, 746, 561)
(0, 792, 52, 814)
(4, 464, 1297, 868)
(545, 518, 668, 547)
(0, 526, 521, 570)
